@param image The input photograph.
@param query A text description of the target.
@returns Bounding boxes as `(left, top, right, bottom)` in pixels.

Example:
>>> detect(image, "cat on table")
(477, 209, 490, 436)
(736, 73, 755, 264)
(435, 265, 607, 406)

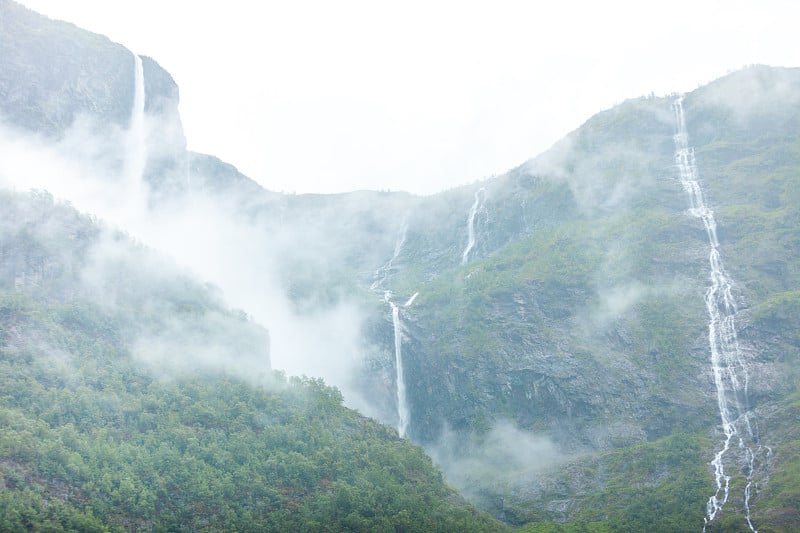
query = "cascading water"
(385, 291, 418, 438)
(404, 292, 419, 307)
(673, 97, 765, 532)
(373, 222, 418, 438)
(462, 187, 486, 264)
(129, 55, 146, 178)
(371, 221, 408, 291)
(390, 300, 408, 438)
(125, 53, 146, 201)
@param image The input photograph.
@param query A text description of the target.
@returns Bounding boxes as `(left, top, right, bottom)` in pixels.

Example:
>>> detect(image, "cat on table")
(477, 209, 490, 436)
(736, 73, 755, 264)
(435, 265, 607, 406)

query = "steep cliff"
(0, 0, 134, 134)
(0, 0, 186, 200)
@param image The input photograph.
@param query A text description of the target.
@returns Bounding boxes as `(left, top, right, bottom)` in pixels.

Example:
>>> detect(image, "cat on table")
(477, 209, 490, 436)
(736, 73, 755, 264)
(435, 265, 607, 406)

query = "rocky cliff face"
(0, 0, 186, 200)
(0, 0, 134, 134)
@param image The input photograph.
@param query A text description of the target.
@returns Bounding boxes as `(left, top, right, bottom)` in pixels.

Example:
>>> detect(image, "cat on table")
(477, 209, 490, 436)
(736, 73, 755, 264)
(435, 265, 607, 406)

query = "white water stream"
(673, 97, 763, 532)
(462, 188, 485, 264)
(371, 221, 407, 291)
(404, 292, 419, 307)
(125, 53, 146, 203)
(372, 222, 418, 438)
(385, 291, 418, 438)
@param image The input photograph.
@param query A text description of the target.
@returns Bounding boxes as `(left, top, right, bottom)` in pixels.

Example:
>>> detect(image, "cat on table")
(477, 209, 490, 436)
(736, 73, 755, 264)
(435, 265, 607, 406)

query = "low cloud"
(0, 111, 373, 410)
(525, 97, 674, 215)
(591, 282, 647, 329)
(694, 65, 800, 122)
(429, 420, 563, 499)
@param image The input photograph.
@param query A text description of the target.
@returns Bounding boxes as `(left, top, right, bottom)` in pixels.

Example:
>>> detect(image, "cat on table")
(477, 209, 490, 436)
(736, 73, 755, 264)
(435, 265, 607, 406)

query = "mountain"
(368, 68, 800, 531)
(2, 1, 800, 531)
(0, 189, 501, 531)
(0, 0, 186, 200)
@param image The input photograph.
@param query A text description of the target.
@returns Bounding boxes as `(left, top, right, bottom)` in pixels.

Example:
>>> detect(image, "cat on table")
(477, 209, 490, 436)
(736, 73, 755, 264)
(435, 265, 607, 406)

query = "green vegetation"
(364, 69, 800, 532)
(508, 433, 713, 533)
(0, 191, 503, 532)
(0, 357, 500, 531)
(754, 397, 800, 533)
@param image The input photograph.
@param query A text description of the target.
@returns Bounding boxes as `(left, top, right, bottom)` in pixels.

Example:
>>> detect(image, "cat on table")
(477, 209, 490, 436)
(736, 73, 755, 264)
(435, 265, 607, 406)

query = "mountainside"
(1, 2, 799, 531)
(0, 190, 501, 532)
(363, 68, 800, 531)
(0, 0, 186, 199)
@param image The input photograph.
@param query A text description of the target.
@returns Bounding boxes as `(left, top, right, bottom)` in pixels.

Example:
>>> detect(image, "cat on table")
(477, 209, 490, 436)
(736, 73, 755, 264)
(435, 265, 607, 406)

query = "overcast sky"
(16, 0, 800, 195)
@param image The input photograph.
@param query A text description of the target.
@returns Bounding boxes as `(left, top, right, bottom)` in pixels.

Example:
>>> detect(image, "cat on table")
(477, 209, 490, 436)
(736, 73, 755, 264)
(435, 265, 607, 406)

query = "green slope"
(0, 190, 502, 532)
(367, 67, 800, 531)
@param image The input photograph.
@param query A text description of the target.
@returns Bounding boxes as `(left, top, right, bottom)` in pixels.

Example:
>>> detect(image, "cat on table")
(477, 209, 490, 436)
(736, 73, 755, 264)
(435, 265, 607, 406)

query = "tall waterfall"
(462, 188, 485, 264)
(373, 221, 418, 438)
(673, 97, 764, 532)
(385, 291, 415, 438)
(125, 53, 146, 199)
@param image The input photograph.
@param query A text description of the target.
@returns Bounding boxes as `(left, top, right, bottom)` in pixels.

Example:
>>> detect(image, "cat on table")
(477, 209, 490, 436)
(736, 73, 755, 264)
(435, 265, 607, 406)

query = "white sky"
(16, 0, 800, 195)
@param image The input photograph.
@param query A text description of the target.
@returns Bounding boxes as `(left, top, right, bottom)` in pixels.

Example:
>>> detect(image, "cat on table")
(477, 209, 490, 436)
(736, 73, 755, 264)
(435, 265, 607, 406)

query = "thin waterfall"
(121, 54, 147, 219)
(374, 222, 418, 438)
(386, 291, 411, 437)
(462, 187, 485, 264)
(673, 96, 764, 533)
(371, 221, 408, 291)
(125, 53, 146, 203)
(404, 292, 419, 307)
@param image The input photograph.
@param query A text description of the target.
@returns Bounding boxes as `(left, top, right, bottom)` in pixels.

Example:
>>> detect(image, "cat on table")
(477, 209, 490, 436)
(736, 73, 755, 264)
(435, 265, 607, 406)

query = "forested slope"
(0, 190, 501, 532)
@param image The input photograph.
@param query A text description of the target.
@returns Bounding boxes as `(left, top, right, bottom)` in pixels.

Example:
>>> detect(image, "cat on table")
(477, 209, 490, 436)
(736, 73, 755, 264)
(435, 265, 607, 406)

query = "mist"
(694, 65, 800, 121)
(526, 96, 676, 216)
(429, 420, 563, 502)
(0, 110, 377, 414)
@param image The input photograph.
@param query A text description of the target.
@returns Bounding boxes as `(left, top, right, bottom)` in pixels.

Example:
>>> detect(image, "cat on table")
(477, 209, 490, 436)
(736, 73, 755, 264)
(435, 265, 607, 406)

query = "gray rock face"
(0, 1, 186, 199)
(0, 0, 134, 134)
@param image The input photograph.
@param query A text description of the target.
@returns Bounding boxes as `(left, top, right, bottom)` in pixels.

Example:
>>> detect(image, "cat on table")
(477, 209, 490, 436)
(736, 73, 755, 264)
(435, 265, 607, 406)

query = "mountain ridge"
(1, 2, 800, 530)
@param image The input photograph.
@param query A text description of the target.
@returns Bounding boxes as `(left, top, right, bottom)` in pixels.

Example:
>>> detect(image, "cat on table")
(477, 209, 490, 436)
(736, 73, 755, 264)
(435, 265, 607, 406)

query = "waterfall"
(386, 292, 408, 437)
(391, 302, 409, 438)
(371, 221, 408, 291)
(462, 187, 486, 264)
(673, 97, 763, 532)
(125, 53, 146, 200)
(373, 221, 418, 438)
(385, 290, 419, 438)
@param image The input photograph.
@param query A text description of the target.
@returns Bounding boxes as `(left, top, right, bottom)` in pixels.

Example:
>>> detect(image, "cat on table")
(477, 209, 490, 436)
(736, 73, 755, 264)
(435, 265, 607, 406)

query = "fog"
(526, 96, 676, 216)
(0, 111, 378, 415)
(18, 0, 800, 196)
(430, 420, 563, 501)
(694, 65, 800, 121)
(0, 93, 576, 501)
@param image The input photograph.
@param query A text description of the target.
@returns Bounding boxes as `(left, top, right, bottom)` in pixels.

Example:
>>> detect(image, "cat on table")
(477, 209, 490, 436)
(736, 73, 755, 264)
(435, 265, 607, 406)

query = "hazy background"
(0, 117, 374, 414)
(16, 0, 800, 195)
